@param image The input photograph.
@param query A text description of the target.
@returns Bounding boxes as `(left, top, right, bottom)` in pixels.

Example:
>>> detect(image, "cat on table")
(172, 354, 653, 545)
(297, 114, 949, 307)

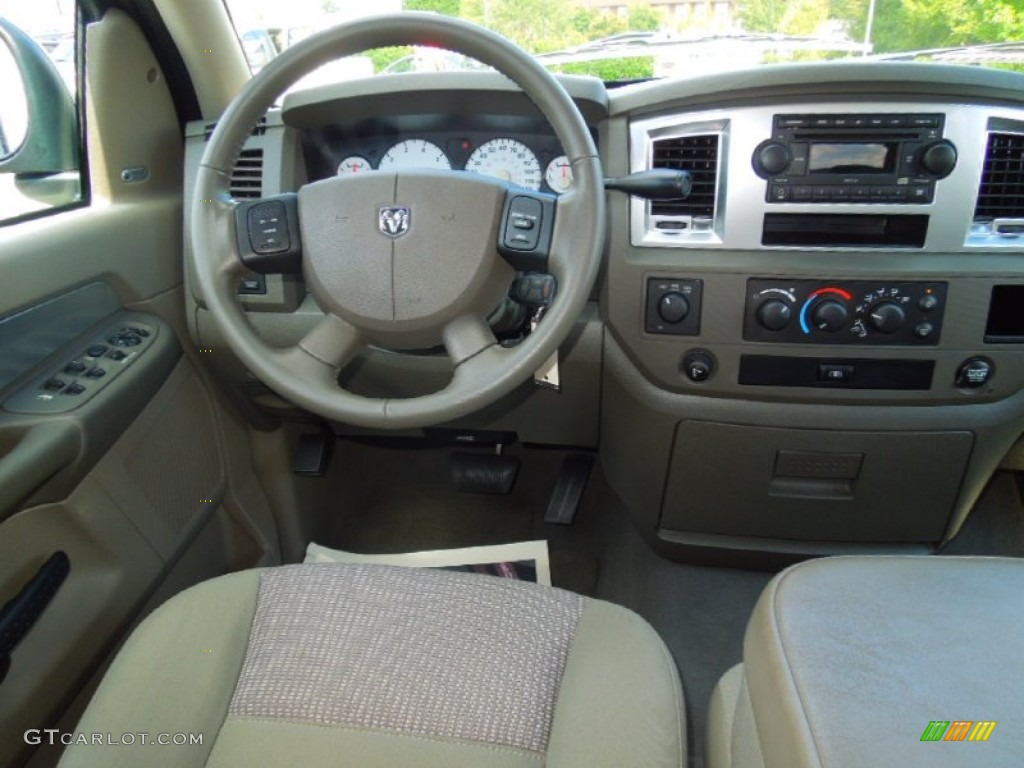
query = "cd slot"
(762, 214, 928, 248)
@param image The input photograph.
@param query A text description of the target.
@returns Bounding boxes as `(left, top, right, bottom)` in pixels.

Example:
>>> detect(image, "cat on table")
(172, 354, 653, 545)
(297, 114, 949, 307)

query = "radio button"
(813, 186, 832, 200)
(911, 116, 940, 128)
(907, 186, 932, 203)
(851, 187, 870, 201)
(867, 116, 886, 128)
(792, 186, 813, 201)
(832, 187, 850, 202)
(885, 116, 906, 127)
(770, 185, 791, 202)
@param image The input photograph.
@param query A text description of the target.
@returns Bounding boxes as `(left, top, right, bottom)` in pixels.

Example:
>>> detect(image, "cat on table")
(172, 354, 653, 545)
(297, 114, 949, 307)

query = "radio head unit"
(753, 113, 957, 205)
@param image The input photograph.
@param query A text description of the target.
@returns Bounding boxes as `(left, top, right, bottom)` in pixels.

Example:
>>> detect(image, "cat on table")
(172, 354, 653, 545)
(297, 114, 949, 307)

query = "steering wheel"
(190, 13, 605, 429)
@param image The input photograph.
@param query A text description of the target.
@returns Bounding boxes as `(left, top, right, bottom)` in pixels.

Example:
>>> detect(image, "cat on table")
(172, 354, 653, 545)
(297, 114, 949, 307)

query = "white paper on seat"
(303, 539, 552, 586)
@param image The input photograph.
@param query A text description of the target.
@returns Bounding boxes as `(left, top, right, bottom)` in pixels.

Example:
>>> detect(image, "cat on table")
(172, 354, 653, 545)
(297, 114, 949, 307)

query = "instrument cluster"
(301, 115, 576, 195)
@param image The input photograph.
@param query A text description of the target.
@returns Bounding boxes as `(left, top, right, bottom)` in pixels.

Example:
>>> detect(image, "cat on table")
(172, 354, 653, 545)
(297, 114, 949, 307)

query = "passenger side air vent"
(650, 134, 719, 217)
(229, 148, 264, 199)
(974, 132, 1024, 221)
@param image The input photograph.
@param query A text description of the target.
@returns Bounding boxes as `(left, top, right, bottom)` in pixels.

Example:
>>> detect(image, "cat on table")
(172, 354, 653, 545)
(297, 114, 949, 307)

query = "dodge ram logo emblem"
(378, 206, 411, 238)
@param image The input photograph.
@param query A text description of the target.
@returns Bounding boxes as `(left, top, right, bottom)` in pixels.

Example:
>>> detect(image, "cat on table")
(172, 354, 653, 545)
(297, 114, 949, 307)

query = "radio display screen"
(808, 143, 897, 174)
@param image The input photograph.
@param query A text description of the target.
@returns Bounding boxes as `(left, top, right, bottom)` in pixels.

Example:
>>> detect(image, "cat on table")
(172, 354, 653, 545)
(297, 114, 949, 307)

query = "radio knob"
(867, 301, 906, 333)
(756, 299, 793, 331)
(919, 140, 957, 178)
(754, 142, 791, 176)
(811, 300, 848, 333)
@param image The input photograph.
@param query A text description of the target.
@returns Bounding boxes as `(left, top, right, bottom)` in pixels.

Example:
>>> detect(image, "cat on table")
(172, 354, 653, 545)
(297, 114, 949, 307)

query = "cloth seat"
(706, 556, 1024, 768)
(60, 563, 684, 768)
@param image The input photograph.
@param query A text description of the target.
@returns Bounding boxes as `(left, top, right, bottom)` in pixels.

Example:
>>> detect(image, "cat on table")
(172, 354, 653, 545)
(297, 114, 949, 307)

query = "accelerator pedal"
(544, 453, 594, 525)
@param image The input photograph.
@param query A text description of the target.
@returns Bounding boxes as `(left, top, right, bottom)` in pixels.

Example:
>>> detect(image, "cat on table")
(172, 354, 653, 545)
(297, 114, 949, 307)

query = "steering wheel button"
(248, 202, 291, 254)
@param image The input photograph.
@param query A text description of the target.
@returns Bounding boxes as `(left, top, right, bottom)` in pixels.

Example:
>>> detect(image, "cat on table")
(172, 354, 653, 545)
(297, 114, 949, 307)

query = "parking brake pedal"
(292, 428, 333, 476)
(451, 447, 520, 495)
(544, 453, 594, 525)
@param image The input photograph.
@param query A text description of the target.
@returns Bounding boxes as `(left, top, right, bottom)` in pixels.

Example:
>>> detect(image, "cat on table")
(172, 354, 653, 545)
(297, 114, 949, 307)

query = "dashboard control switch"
(645, 278, 702, 336)
(682, 350, 715, 383)
(918, 294, 939, 311)
(866, 301, 906, 333)
(955, 357, 994, 389)
(914, 322, 935, 339)
(818, 364, 855, 383)
(811, 300, 848, 332)
(657, 292, 690, 324)
(756, 299, 793, 331)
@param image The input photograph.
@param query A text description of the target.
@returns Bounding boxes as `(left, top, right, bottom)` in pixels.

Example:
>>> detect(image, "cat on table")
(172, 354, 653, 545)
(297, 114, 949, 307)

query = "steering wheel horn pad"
(299, 170, 513, 348)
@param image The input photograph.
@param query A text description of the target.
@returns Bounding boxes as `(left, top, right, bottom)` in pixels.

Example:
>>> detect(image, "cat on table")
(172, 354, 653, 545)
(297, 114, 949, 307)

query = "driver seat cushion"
(59, 564, 685, 768)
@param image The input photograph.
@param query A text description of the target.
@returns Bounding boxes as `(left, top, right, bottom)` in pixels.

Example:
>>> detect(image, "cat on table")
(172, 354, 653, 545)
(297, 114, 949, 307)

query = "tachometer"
(466, 138, 541, 190)
(544, 155, 573, 194)
(379, 139, 451, 170)
(336, 155, 372, 176)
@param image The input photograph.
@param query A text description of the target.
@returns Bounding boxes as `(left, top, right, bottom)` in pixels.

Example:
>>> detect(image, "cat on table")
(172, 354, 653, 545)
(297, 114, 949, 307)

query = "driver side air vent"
(229, 148, 264, 199)
(974, 132, 1024, 221)
(650, 134, 719, 217)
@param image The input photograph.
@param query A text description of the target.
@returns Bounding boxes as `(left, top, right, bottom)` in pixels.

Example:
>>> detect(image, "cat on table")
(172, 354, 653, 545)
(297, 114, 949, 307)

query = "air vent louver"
(974, 132, 1024, 220)
(650, 134, 719, 217)
(229, 148, 264, 199)
(204, 117, 267, 141)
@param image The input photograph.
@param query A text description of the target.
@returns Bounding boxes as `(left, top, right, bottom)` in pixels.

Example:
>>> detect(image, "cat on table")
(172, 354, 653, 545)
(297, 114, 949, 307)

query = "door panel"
(0, 9, 277, 768)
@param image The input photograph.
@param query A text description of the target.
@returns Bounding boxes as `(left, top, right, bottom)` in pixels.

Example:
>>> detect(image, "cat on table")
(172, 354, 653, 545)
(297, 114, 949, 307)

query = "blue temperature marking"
(799, 298, 814, 334)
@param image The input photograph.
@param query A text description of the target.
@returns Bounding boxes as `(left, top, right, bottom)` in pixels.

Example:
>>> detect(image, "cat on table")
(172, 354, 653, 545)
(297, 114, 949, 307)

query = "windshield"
(223, 0, 1024, 83)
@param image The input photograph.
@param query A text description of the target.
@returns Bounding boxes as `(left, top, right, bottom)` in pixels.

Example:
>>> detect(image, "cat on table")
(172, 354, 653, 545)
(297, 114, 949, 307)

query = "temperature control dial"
(810, 300, 849, 333)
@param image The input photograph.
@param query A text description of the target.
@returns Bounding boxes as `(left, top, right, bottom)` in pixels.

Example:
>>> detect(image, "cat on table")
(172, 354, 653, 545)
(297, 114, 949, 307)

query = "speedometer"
(466, 138, 541, 190)
(379, 139, 451, 171)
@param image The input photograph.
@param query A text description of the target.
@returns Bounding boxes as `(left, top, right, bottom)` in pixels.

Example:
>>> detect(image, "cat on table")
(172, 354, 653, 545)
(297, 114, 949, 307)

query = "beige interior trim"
(150, 0, 248, 118)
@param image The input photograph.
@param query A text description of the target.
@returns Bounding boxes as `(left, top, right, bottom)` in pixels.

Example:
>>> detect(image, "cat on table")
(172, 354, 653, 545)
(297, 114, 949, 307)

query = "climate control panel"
(743, 279, 947, 345)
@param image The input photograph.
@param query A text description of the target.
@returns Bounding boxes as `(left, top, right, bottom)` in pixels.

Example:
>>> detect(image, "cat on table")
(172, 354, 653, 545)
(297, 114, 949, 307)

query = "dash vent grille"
(975, 132, 1024, 220)
(650, 134, 719, 217)
(230, 149, 264, 199)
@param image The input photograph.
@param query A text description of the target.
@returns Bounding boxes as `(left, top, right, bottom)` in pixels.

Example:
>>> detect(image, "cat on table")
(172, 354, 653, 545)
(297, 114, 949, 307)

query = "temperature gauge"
(545, 156, 573, 193)
(336, 156, 372, 176)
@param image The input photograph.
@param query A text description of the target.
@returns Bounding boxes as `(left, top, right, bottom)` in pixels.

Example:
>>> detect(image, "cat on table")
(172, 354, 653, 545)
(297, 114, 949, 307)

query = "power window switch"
(64, 382, 86, 395)
(42, 378, 67, 391)
(85, 367, 106, 379)
(64, 361, 87, 374)
(108, 350, 128, 361)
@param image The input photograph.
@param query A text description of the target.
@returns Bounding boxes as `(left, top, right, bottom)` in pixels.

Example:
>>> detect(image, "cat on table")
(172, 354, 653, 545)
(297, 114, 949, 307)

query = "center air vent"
(650, 134, 719, 217)
(975, 132, 1024, 221)
(229, 148, 264, 199)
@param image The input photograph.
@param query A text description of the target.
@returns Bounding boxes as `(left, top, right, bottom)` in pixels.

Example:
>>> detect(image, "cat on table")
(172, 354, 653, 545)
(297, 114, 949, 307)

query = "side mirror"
(0, 17, 77, 175)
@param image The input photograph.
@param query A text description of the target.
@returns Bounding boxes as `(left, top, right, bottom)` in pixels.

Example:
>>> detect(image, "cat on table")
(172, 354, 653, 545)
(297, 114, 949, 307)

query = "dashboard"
(184, 64, 1024, 564)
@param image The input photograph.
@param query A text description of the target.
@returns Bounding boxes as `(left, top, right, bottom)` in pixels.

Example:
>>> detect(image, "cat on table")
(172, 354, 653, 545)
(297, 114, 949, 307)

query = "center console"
(600, 68, 1024, 563)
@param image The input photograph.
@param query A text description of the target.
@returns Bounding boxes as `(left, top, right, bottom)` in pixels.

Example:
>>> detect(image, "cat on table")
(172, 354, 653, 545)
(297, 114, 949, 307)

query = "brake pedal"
(544, 453, 594, 525)
(451, 449, 520, 495)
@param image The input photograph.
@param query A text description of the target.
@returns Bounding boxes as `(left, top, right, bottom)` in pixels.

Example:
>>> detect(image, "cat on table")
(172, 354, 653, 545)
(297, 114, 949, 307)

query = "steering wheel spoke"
(297, 312, 364, 369)
(443, 313, 499, 368)
(233, 193, 303, 274)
